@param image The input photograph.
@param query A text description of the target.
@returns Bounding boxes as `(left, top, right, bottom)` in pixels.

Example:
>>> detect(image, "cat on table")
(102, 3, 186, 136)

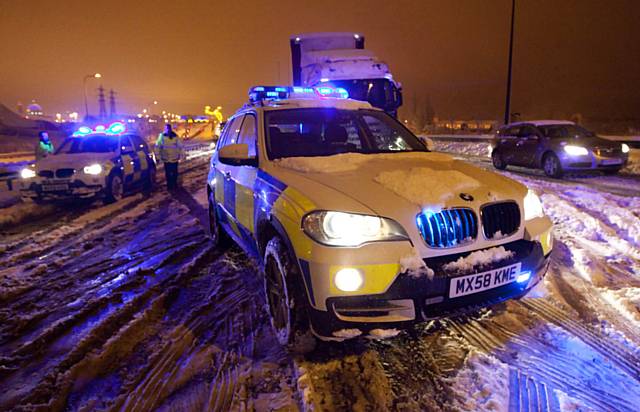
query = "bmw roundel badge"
(459, 193, 474, 201)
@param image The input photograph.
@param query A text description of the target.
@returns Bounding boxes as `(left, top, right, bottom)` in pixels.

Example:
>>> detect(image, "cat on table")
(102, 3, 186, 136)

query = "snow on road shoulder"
(374, 167, 481, 208)
(443, 246, 514, 272)
(446, 350, 509, 412)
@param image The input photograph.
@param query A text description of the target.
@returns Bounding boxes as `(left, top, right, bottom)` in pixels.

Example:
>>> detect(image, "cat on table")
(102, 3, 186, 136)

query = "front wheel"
(207, 189, 229, 247)
(492, 150, 507, 170)
(542, 153, 563, 178)
(263, 237, 316, 353)
(104, 173, 124, 203)
(603, 168, 621, 176)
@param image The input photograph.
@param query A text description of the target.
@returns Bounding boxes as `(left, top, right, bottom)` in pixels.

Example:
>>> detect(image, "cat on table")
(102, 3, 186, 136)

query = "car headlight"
(563, 145, 588, 156)
(20, 168, 36, 179)
(622, 143, 630, 154)
(302, 211, 409, 247)
(83, 163, 103, 175)
(523, 190, 544, 220)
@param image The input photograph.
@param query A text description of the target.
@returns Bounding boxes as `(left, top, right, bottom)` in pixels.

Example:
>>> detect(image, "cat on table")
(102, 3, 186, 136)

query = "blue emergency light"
(248, 85, 349, 103)
(72, 121, 126, 137)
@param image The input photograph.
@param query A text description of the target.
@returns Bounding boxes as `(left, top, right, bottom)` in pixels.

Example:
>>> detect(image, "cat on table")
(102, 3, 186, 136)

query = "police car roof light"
(248, 85, 349, 103)
(72, 121, 126, 137)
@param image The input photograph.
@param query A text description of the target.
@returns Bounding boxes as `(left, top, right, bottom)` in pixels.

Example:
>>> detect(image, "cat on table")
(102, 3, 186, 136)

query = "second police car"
(19, 122, 156, 203)
(207, 86, 553, 349)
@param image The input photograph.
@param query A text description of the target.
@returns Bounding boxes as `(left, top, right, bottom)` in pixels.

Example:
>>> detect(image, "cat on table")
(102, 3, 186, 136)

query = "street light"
(83, 73, 102, 120)
(504, 0, 516, 125)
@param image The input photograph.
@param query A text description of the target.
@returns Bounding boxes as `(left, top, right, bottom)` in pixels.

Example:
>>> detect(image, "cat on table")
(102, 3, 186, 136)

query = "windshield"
(539, 124, 596, 139)
(266, 108, 426, 159)
(326, 79, 399, 110)
(56, 136, 119, 154)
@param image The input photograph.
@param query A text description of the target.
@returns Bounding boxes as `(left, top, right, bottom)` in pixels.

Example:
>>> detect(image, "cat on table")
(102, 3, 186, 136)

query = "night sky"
(1, 0, 639, 121)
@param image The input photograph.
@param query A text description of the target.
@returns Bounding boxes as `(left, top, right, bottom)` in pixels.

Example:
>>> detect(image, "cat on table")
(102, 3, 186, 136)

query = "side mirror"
(219, 143, 257, 166)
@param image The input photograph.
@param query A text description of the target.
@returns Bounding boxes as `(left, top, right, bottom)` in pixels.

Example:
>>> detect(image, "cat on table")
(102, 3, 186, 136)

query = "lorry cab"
(290, 32, 403, 117)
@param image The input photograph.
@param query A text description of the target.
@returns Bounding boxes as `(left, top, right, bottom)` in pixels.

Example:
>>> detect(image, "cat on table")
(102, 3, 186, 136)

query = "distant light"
(295, 37, 301, 42)
(94, 73, 102, 78)
(354, 33, 360, 39)
(320, 78, 330, 83)
(153, 100, 158, 105)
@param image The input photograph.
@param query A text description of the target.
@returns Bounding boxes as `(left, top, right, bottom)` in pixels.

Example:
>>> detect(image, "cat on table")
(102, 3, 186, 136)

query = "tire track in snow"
(447, 306, 638, 411)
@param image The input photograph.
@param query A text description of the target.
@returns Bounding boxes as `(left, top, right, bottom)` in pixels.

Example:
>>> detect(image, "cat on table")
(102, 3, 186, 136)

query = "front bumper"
(559, 152, 628, 171)
(19, 179, 106, 200)
(307, 239, 550, 338)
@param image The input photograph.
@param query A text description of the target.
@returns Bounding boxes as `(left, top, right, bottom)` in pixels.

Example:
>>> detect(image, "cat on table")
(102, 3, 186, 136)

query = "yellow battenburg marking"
(215, 170, 224, 204)
(235, 183, 255, 233)
(540, 228, 553, 256)
(273, 187, 316, 258)
(122, 155, 134, 175)
(328, 263, 401, 295)
(228, 217, 242, 237)
(138, 151, 148, 170)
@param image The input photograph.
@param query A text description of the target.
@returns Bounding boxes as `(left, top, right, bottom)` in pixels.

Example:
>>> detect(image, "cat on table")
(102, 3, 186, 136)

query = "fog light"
(516, 271, 531, 283)
(334, 268, 363, 292)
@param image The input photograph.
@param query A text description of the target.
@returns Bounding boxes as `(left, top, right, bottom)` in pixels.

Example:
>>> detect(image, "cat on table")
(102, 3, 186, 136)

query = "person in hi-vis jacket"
(155, 124, 183, 190)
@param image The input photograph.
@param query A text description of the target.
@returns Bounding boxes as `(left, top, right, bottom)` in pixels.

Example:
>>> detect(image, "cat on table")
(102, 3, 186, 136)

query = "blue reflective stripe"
(257, 170, 287, 192)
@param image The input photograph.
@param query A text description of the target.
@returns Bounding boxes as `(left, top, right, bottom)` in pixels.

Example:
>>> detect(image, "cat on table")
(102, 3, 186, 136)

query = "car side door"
(497, 126, 520, 164)
(119, 135, 139, 187)
(230, 113, 259, 247)
(213, 115, 243, 228)
(513, 124, 541, 167)
(130, 134, 154, 180)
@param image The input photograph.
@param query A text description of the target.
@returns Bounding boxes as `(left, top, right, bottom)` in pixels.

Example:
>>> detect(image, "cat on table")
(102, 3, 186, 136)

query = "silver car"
(491, 120, 630, 178)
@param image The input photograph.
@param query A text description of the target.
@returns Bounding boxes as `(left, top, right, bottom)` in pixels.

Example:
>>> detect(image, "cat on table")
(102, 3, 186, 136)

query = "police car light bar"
(72, 122, 126, 137)
(248, 86, 349, 103)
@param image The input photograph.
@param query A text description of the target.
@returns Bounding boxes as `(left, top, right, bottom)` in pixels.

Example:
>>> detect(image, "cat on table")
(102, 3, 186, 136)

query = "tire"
(542, 153, 563, 178)
(207, 189, 229, 247)
(603, 168, 621, 176)
(262, 236, 316, 353)
(104, 173, 124, 203)
(492, 150, 507, 170)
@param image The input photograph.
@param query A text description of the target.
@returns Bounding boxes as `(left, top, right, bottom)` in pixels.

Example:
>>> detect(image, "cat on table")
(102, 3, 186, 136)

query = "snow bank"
(400, 250, 435, 279)
(443, 246, 514, 272)
(0, 200, 56, 229)
(275, 151, 453, 174)
(332, 328, 362, 339)
(367, 328, 401, 339)
(432, 140, 491, 158)
(374, 167, 481, 208)
(446, 350, 509, 412)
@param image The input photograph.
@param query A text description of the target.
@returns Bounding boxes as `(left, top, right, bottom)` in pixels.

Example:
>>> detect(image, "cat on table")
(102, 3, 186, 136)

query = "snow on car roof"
(510, 120, 576, 127)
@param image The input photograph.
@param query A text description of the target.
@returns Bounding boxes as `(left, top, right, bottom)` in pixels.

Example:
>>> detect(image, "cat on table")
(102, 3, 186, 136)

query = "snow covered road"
(1, 149, 639, 411)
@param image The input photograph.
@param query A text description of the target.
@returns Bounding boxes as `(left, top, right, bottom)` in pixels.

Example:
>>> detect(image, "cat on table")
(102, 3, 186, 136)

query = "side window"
(518, 125, 538, 137)
(130, 135, 148, 152)
(218, 116, 243, 149)
(505, 126, 520, 137)
(120, 136, 134, 154)
(237, 114, 257, 158)
(361, 114, 408, 151)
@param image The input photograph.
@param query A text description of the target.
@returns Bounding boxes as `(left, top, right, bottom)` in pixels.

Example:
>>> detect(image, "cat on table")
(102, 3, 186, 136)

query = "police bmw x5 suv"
(207, 86, 553, 349)
(19, 122, 156, 203)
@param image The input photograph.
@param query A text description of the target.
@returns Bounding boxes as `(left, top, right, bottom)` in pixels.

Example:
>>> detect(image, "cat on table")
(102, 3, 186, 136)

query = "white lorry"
(290, 32, 403, 117)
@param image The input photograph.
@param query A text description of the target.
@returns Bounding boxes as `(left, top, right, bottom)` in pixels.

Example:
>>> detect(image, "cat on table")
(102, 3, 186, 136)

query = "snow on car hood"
(271, 151, 527, 218)
(36, 152, 115, 171)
